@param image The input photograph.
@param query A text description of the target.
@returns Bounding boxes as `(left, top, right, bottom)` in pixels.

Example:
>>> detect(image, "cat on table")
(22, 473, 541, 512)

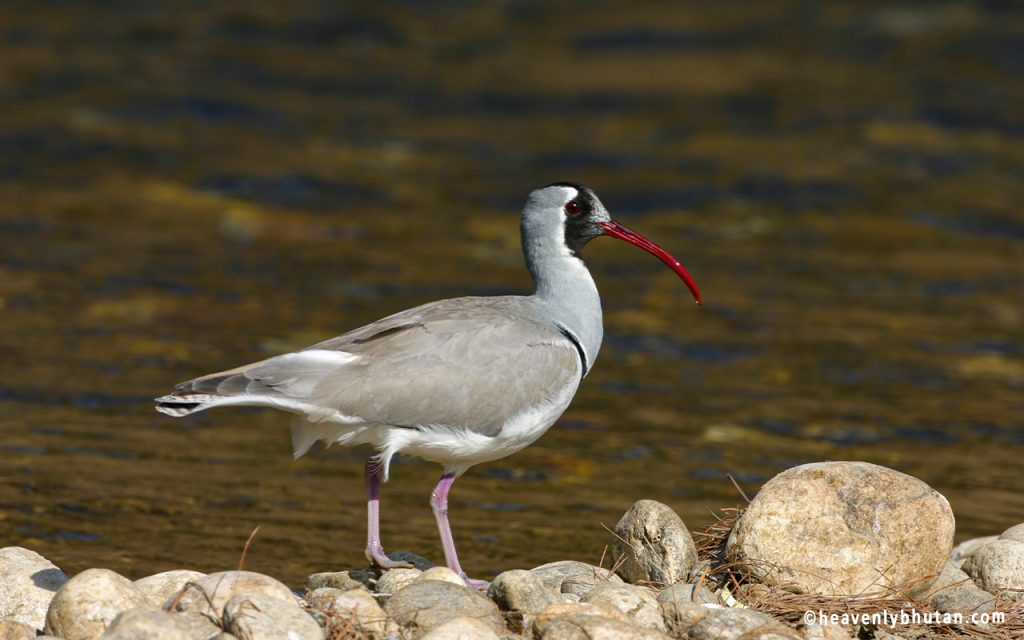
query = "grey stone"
(726, 461, 955, 596)
(612, 500, 698, 586)
(929, 585, 996, 613)
(656, 581, 720, 606)
(530, 560, 623, 599)
(99, 608, 193, 640)
(134, 570, 206, 608)
(487, 570, 562, 616)
(535, 614, 672, 640)
(384, 581, 504, 638)
(999, 523, 1024, 544)
(223, 592, 322, 640)
(306, 586, 388, 638)
(688, 608, 800, 640)
(0, 618, 36, 640)
(580, 583, 666, 632)
(172, 571, 295, 619)
(962, 539, 1024, 602)
(419, 616, 501, 640)
(923, 562, 995, 612)
(304, 571, 365, 593)
(949, 536, 999, 568)
(0, 547, 69, 630)
(44, 569, 149, 640)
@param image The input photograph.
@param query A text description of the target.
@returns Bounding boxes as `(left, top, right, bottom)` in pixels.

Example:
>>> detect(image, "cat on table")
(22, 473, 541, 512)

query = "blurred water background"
(0, 1, 1021, 585)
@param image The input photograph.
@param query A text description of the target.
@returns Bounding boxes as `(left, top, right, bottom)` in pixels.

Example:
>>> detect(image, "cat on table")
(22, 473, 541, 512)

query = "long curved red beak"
(598, 220, 702, 305)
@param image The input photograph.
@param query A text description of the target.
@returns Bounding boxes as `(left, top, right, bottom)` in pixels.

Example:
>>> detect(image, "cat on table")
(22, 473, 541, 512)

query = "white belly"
(292, 366, 582, 480)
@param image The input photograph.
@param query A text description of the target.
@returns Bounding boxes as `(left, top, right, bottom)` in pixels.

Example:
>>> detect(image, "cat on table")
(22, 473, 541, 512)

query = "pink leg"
(364, 461, 413, 569)
(430, 473, 489, 590)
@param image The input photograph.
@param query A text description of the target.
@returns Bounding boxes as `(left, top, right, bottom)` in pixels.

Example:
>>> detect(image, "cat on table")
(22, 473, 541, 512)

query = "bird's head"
(523, 182, 701, 305)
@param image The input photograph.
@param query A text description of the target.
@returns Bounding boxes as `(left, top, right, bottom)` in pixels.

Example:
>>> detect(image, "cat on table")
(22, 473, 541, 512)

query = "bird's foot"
(461, 574, 490, 592)
(365, 544, 415, 570)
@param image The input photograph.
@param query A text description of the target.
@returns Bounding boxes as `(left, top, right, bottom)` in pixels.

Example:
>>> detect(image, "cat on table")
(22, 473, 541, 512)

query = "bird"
(155, 182, 700, 589)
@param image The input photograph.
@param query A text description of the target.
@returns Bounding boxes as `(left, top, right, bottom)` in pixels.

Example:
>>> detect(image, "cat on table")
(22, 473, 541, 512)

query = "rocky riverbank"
(1, 461, 1021, 640)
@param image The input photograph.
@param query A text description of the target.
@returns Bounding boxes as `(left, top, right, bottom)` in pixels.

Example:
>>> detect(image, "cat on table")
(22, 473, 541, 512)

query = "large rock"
(134, 570, 206, 608)
(98, 608, 194, 640)
(384, 581, 503, 638)
(580, 583, 666, 632)
(44, 569, 149, 640)
(688, 608, 799, 640)
(534, 613, 672, 640)
(612, 500, 697, 586)
(172, 571, 295, 618)
(725, 461, 954, 596)
(961, 539, 1024, 602)
(0, 547, 69, 630)
(531, 561, 623, 599)
(223, 592, 322, 640)
(306, 587, 389, 638)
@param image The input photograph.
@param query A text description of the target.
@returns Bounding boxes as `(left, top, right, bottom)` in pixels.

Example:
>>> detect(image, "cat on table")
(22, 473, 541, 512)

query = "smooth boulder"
(384, 581, 503, 638)
(44, 569, 149, 640)
(612, 500, 697, 586)
(0, 547, 68, 630)
(726, 461, 954, 596)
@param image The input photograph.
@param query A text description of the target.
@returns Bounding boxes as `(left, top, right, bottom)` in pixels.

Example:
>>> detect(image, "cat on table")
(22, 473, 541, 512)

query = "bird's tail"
(154, 364, 274, 417)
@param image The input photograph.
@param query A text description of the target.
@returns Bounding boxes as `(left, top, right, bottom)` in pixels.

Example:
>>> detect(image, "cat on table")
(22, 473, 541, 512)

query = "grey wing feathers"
(156, 296, 581, 435)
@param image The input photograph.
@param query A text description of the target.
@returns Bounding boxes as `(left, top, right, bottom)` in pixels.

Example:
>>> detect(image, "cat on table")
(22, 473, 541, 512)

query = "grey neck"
(522, 230, 604, 374)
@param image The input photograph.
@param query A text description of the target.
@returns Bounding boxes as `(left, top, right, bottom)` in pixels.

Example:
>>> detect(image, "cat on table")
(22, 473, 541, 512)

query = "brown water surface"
(0, 1, 1022, 586)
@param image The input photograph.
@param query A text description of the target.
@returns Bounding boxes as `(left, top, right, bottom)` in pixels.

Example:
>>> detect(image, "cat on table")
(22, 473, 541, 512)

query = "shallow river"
(0, 1, 1021, 586)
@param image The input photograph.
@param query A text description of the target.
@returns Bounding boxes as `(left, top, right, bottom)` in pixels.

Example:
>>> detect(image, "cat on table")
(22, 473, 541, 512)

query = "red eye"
(564, 200, 582, 216)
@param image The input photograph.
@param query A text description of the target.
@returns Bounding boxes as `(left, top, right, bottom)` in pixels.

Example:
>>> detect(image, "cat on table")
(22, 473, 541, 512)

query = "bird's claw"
(461, 574, 491, 592)
(365, 545, 415, 570)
